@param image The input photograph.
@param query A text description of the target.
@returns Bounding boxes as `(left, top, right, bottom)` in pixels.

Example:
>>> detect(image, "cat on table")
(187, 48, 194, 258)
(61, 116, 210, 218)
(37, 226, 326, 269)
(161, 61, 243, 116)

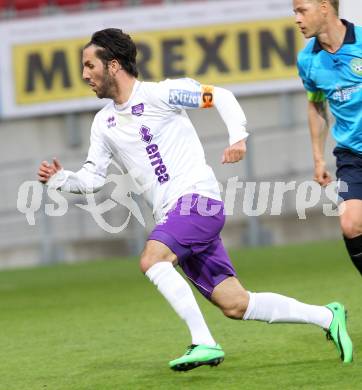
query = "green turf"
(0, 240, 360, 390)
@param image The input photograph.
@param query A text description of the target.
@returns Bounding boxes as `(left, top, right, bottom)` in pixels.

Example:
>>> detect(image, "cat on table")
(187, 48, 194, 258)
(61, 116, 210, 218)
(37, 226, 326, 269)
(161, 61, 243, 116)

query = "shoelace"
(185, 344, 198, 355)
(326, 330, 332, 341)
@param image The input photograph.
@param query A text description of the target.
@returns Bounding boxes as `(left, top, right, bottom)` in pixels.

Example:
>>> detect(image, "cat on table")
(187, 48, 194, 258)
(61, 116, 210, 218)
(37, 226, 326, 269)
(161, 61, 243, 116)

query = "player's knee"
(140, 240, 177, 274)
(340, 217, 362, 238)
(139, 255, 155, 274)
(222, 300, 248, 320)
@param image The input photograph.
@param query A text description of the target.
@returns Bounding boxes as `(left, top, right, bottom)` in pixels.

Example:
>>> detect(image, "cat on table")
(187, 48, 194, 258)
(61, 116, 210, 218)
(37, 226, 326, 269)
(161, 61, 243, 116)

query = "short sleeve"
(297, 54, 326, 103)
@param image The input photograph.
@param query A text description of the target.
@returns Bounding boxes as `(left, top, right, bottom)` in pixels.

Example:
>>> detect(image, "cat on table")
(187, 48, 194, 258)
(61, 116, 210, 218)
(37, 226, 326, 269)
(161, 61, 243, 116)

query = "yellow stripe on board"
(14, 18, 304, 105)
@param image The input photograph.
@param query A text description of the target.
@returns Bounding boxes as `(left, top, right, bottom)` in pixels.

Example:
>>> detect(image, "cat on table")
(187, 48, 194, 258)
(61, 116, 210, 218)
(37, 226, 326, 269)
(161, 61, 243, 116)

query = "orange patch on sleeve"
(201, 85, 214, 108)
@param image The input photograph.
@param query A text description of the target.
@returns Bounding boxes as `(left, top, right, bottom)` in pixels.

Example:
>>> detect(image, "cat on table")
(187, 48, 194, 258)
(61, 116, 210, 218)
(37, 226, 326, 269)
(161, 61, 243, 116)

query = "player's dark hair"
(85, 28, 138, 77)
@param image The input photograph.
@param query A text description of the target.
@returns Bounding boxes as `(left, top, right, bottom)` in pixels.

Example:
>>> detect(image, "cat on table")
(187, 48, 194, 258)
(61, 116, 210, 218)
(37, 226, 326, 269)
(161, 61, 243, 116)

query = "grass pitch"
(0, 240, 360, 390)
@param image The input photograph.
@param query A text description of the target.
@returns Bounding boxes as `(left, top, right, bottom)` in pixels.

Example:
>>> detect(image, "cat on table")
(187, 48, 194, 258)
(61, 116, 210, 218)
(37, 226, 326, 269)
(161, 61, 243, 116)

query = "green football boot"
(169, 344, 225, 371)
(325, 302, 353, 363)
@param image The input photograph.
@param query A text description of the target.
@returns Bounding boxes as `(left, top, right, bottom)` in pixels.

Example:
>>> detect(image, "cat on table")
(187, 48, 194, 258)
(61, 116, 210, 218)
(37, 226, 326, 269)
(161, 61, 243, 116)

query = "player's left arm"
(208, 85, 248, 164)
(221, 139, 247, 164)
(157, 78, 248, 163)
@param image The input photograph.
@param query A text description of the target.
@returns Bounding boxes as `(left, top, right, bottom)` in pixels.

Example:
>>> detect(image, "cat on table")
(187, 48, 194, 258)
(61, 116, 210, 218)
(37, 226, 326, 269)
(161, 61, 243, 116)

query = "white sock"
(243, 292, 333, 329)
(146, 262, 216, 346)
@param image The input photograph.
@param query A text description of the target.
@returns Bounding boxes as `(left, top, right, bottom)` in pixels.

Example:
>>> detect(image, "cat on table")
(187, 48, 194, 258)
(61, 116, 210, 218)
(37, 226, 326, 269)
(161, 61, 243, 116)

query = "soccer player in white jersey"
(38, 28, 353, 369)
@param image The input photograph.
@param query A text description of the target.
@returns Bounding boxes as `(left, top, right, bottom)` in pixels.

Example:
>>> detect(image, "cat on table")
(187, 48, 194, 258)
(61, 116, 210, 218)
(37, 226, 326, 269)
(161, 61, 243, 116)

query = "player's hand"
(38, 158, 62, 183)
(314, 162, 332, 187)
(222, 139, 247, 164)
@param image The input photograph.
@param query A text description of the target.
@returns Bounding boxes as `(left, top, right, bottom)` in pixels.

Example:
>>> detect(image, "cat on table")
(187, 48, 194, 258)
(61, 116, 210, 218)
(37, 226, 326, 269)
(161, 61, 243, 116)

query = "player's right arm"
(308, 99, 332, 186)
(297, 52, 331, 186)
(38, 158, 62, 183)
(37, 115, 112, 194)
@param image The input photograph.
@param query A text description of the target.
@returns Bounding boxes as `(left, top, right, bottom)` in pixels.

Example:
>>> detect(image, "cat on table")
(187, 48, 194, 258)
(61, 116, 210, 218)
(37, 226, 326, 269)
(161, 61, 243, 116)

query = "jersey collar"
(114, 79, 140, 111)
(312, 19, 356, 53)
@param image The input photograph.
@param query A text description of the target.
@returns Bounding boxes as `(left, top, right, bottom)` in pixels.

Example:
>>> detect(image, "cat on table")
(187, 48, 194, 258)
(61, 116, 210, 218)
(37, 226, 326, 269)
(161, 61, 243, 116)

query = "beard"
(95, 70, 114, 99)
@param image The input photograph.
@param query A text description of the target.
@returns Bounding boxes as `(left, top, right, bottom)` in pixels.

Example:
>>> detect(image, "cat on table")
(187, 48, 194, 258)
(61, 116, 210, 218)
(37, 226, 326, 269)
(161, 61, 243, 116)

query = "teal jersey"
(297, 20, 362, 154)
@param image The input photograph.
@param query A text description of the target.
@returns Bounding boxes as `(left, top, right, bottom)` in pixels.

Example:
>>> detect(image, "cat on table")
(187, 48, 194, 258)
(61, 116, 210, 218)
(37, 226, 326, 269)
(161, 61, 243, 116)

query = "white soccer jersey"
(48, 78, 248, 223)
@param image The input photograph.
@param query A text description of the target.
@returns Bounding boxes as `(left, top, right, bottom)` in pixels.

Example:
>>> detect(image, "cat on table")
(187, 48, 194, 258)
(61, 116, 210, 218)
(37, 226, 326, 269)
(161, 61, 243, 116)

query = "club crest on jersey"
(169, 89, 200, 107)
(350, 58, 362, 76)
(132, 103, 145, 116)
(106, 116, 116, 129)
(140, 125, 153, 144)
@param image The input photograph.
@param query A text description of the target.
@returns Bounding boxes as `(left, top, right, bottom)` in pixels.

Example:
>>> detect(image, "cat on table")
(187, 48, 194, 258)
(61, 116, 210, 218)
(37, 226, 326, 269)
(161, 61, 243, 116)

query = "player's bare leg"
(140, 239, 178, 272)
(211, 276, 352, 363)
(211, 276, 249, 319)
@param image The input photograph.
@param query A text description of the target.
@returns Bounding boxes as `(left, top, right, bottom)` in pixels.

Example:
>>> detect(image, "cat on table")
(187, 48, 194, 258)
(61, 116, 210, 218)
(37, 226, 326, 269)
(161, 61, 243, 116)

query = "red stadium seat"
(13, 0, 48, 11)
(52, 0, 86, 9)
(0, 0, 7, 10)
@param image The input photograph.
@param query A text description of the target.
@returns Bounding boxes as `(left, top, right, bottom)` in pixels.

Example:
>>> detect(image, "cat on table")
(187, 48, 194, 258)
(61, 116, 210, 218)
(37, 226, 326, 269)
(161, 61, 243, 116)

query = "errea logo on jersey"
(132, 103, 145, 116)
(350, 59, 362, 76)
(140, 125, 153, 144)
(169, 89, 200, 107)
(106, 116, 116, 128)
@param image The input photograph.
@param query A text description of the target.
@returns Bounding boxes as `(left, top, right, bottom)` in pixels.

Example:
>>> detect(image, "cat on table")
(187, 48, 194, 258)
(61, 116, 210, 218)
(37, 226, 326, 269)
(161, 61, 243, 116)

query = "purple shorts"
(148, 194, 237, 300)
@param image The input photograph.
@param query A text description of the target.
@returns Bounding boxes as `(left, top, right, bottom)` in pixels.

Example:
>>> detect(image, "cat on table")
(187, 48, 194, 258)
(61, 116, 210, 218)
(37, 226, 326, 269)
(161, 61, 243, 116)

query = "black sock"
(343, 235, 362, 275)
